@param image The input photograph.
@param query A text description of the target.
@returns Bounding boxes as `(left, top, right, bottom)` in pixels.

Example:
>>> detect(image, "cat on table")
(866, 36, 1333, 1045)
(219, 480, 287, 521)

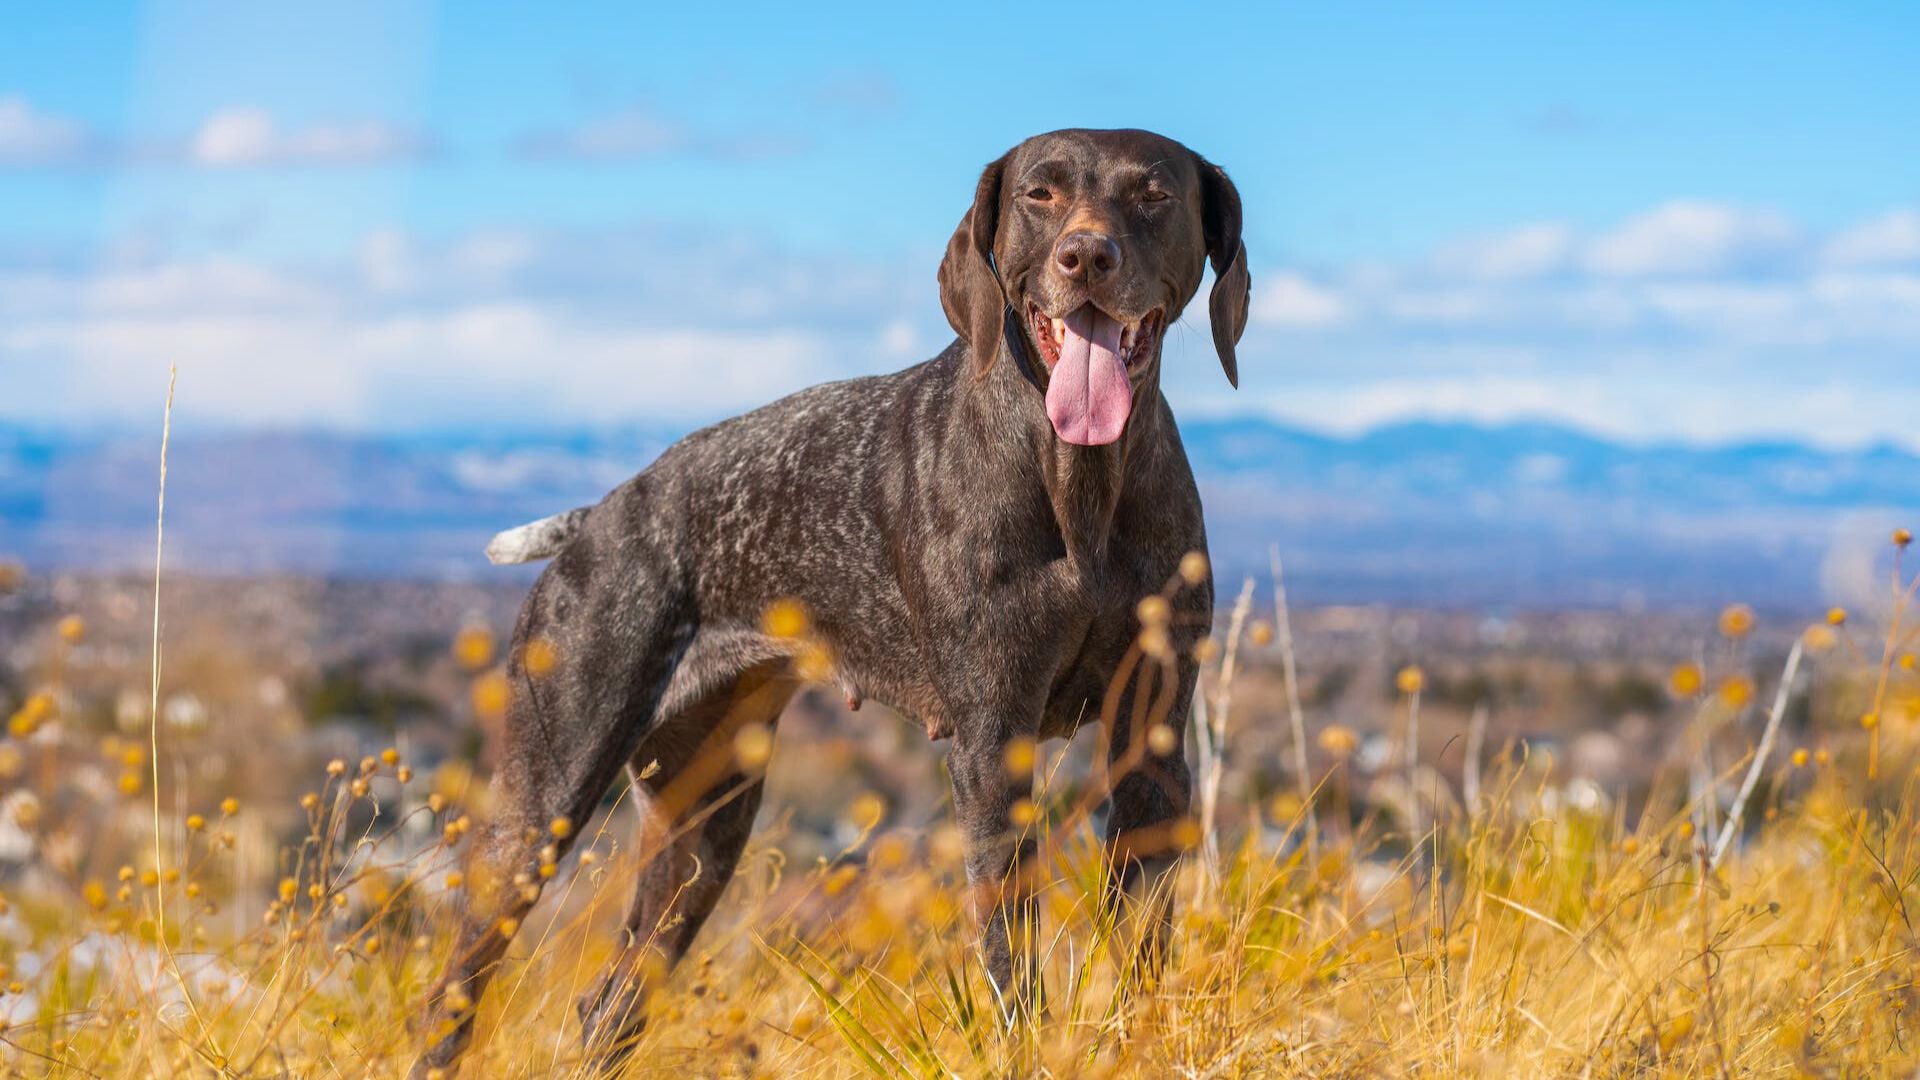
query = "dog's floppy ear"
(938, 153, 1009, 377)
(1197, 155, 1250, 389)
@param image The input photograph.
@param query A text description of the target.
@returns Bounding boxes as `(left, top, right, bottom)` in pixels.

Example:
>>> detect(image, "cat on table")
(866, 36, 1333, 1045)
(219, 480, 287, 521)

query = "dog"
(412, 127, 1249, 1075)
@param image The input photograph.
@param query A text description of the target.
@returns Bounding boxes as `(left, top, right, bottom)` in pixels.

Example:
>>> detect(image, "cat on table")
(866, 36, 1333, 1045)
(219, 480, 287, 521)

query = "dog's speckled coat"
(413, 128, 1250, 1075)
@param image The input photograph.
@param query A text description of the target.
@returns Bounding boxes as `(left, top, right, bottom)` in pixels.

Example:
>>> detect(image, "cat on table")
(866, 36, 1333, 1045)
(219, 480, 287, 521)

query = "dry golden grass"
(0, 530, 1916, 1077)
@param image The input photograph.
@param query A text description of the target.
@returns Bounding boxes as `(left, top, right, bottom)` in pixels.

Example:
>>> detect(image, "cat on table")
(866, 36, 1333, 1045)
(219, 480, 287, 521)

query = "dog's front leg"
(946, 725, 1039, 1019)
(1102, 654, 1196, 989)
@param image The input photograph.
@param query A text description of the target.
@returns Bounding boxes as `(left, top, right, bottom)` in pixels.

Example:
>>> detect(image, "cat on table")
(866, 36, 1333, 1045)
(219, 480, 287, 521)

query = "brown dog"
(414, 127, 1248, 1075)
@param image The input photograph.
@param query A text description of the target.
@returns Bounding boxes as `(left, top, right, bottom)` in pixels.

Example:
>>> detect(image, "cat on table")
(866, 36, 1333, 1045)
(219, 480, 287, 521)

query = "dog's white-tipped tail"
(485, 507, 592, 565)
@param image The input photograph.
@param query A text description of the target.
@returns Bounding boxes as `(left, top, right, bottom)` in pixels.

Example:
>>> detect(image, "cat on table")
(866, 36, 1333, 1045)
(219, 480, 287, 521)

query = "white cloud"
(877, 317, 919, 357)
(1380, 286, 1498, 325)
(1637, 281, 1805, 337)
(1257, 368, 1920, 449)
(513, 105, 805, 163)
(1252, 272, 1348, 327)
(1432, 223, 1574, 281)
(10, 197, 1920, 450)
(1806, 270, 1920, 339)
(1249, 200, 1920, 349)
(357, 229, 536, 293)
(1275, 373, 1604, 434)
(1582, 200, 1799, 277)
(3, 297, 838, 429)
(0, 95, 427, 170)
(1822, 208, 1920, 267)
(515, 106, 682, 162)
(0, 95, 95, 166)
(0, 226, 935, 431)
(189, 106, 429, 167)
(1220, 199, 1920, 448)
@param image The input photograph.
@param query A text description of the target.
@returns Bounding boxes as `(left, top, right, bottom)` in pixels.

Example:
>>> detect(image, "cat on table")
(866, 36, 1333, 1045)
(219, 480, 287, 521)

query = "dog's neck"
(959, 343, 1164, 569)
(1040, 424, 1137, 568)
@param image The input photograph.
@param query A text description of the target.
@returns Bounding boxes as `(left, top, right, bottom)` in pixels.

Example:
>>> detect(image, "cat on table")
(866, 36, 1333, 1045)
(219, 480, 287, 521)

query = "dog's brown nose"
(1053, 231, 1121, 284)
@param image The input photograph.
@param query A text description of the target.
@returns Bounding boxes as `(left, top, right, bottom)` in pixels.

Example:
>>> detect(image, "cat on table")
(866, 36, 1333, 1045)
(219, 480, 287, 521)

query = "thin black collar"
(987, 252, 1046, 393)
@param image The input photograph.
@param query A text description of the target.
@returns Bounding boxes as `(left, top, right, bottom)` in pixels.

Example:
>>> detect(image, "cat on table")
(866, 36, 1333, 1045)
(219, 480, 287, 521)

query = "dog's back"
(488, 354, 949, 586)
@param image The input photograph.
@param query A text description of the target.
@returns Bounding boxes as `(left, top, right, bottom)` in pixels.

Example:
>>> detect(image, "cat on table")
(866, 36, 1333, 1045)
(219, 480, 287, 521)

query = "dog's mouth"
(1028, 302, 1161, 373)
(1026, 302, 1162, 446)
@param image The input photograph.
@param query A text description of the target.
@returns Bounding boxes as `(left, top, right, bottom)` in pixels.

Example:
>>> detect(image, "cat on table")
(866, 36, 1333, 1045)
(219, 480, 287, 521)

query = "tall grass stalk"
(1269, 545, 1317, 857)
(1195, 577, 1254, 886)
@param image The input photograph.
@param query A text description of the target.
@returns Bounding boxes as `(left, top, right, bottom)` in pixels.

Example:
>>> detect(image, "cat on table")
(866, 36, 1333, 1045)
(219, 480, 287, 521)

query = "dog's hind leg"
(577, 664, 793, 1069)
(411, 545, 692, 1079)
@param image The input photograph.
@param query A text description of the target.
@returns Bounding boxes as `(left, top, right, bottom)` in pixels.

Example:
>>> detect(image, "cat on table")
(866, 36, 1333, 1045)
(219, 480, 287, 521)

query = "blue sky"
(4, 2, 1918, 446)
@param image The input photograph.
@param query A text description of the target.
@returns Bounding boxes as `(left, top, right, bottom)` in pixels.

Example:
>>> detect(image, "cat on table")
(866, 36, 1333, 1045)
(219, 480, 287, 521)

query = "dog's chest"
(844, 557, 1150, 743)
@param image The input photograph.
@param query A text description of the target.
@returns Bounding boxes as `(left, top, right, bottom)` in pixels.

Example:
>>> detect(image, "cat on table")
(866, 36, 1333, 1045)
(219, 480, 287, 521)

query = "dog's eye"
(1024, 187, 1054, 202)
(1141, 189, 1171, 204)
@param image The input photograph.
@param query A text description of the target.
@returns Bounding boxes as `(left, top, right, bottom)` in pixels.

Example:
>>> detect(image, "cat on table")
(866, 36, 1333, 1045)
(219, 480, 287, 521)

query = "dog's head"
(938, 128, 1249, 446)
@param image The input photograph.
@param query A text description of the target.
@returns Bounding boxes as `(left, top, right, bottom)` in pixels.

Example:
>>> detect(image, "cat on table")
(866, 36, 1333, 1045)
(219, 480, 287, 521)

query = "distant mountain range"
(2, 417, 1913, 609)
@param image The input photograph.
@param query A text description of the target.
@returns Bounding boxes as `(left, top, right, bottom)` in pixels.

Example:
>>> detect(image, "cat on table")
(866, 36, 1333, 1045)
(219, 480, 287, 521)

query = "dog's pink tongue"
(1045, 306, 1131, 445)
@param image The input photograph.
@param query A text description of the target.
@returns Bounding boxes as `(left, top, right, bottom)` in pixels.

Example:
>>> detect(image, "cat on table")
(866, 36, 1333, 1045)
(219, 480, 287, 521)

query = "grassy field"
(0, 531, 1917, 1078)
